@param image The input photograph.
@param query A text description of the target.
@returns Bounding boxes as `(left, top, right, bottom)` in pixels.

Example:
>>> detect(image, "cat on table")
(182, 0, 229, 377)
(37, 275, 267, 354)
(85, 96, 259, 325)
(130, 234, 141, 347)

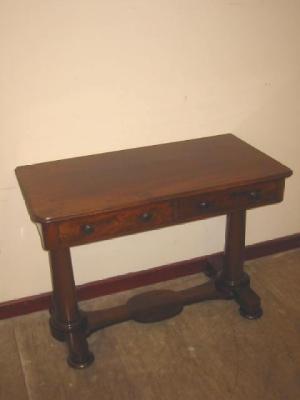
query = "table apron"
(38, 178, 285, 250)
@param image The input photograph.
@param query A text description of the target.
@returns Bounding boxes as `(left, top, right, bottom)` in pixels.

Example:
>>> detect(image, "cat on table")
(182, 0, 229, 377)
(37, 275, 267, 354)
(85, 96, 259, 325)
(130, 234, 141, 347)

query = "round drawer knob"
(198, 201, 210, 209)
(139, 212, 153, 222)
(81, 224, 95, 235)
(249, 191, 261, 201)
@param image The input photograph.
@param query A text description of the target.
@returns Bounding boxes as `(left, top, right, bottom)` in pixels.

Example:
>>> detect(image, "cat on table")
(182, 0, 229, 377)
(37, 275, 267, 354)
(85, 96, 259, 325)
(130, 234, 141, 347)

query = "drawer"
(177, 179, 285, 223)
(58, 201, 174, 247)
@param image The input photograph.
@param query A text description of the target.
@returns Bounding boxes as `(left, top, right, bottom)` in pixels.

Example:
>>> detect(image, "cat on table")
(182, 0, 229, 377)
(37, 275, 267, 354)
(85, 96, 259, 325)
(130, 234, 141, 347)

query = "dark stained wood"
(245, 232, 300, 260)
(86, 280, 224, 334)
(216, 210, 263, 319)
(57, 199, 175, 248)
(223, 210, 247, 285)
(127, 290, 184, 323)
(177, 179, 284, 224)
(47, 178, 284, 249)
(2, 232, 299, 321)
(14, 134, 293, 368)
(48, 248, 94, 368)
(9, 250, 300, 400)
(15, 134, 292, 224)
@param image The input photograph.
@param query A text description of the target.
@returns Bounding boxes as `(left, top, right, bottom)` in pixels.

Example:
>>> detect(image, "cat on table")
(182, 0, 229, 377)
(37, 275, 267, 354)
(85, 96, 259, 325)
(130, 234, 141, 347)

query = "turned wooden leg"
(216, 210, 263, 319)
(48, 248, 94, 368)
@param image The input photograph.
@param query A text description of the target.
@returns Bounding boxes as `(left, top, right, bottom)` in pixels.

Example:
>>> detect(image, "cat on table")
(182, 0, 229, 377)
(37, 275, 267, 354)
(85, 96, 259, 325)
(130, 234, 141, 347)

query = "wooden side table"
(15, 134, 292, 368)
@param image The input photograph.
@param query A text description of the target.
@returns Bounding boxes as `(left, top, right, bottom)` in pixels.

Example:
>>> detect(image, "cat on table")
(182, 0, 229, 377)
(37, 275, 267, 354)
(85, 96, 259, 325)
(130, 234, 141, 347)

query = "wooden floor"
(1, 249, 300, 400)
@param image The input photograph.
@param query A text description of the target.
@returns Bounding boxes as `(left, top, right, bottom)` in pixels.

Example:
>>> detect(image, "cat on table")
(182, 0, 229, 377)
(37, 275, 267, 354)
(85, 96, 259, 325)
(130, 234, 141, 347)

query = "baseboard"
(1, 232, 299, 320)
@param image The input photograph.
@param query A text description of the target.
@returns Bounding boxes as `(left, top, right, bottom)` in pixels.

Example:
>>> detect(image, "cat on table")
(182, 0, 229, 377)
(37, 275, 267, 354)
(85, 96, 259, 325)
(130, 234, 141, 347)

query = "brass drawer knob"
(81, 224, 95, 235)
(139, 212, 153, 222)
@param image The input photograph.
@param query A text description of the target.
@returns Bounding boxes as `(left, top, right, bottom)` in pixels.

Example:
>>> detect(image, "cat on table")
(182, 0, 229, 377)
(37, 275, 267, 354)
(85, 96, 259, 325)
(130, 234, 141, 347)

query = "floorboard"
(5, 249, 300, 400)
(0, 319, 29, 400)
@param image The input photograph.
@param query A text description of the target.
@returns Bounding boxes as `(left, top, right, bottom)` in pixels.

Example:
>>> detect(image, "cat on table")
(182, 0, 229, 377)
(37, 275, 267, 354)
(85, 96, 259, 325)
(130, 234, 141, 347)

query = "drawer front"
(177, 179, 285, 223)
(58, 201, 174, 247)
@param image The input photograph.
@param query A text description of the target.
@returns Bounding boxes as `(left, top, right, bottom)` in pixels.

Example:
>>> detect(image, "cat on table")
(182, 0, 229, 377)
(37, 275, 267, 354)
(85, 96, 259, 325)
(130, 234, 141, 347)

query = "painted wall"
(1, 1, 299, 303)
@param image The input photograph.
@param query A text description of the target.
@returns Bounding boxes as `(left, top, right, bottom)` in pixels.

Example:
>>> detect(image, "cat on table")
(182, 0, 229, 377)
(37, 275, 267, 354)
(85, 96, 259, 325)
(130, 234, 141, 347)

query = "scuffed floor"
(1, 249, 300, 400)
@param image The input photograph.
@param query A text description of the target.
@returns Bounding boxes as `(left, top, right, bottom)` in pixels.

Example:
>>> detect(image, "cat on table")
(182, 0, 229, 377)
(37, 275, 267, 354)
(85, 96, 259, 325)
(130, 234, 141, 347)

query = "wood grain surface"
(4, 250, 300, 400)
(15, 134, 292, 223)
(0, 320, 29, 400)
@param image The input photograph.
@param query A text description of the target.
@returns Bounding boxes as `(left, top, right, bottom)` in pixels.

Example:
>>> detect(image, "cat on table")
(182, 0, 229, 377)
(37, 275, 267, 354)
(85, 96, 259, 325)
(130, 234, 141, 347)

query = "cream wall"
(1, 1, 299, 303)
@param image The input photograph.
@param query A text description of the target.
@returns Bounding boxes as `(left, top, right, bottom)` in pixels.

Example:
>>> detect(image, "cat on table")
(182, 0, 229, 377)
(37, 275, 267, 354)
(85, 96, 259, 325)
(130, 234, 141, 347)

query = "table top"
(15, 134, 292, 223)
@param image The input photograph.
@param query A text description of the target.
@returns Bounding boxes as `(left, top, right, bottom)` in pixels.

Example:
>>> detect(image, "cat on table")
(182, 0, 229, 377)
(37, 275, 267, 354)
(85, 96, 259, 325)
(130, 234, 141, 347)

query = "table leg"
(48, 248, 94, 368)
(216, 210, 263, 319)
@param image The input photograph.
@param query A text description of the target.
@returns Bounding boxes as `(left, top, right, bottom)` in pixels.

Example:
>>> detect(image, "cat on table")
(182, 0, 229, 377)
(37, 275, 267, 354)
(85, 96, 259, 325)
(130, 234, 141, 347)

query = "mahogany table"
(15, 134, 292, 368)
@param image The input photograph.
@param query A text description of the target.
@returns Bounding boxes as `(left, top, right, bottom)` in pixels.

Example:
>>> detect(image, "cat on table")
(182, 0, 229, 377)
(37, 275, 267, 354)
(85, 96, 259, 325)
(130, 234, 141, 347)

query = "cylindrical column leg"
(222, 209, 247, 285)
(216, 210, 262, 319)
(49, 248, 94, 368)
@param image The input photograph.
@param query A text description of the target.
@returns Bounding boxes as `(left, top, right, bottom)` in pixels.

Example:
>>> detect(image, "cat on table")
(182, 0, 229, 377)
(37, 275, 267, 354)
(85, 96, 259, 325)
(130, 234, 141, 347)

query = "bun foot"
(67, 351, 95, 369)
(239, 306, 263, 320)
(234, 283, 263, 320)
